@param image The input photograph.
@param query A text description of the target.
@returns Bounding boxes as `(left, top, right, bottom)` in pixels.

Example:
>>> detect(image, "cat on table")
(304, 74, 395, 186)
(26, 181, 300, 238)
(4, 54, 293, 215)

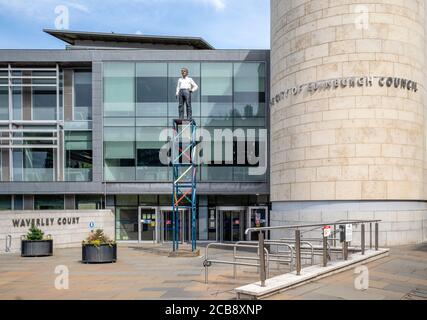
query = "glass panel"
(74, 71, 92, 120)
(104, 127, 135, 159)
(64, 121, 92, 130)
(139, 195, 158, 205)
(116, 207, 138, 240)
(0, 87, 8, 120)
(233, 63, 266, 130)
(34, 195, 64, 210)
(104, 62, 135, 117)
(116, 195, 138, 206)
(140, 208, 156, 241)
(136, 126, 169, 181)
(65, 131, 92, 181)
(0, 195, 12, 211)
(12, 87, 22, 120)
(104, 126, 135, 181)
(75, 195, 103, 210)
(13, 195, 23, 210)
(201, 63, 233, 98)
(32, 86, 57, 120)
(136, 62, 168, 117)
(14, 149, 55, 182)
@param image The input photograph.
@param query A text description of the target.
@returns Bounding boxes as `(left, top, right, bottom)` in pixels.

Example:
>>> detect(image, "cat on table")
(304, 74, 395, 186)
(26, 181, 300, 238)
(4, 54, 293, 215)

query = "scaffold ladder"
(171, 119, 198, 252)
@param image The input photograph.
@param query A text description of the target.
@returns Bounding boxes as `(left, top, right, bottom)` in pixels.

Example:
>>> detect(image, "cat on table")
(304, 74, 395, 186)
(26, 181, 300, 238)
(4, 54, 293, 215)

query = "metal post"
(361, 224, 365, 255)
(369, 222, 372, 249)
(342, 241, 348, 260)
(295, 229, 301, 275)
(333, 225, 337, 247)
(375, 222, 379, 251)
(323, 235, 328, 267)
(259, 231, 266, 287)
(233, 246, 237, 279)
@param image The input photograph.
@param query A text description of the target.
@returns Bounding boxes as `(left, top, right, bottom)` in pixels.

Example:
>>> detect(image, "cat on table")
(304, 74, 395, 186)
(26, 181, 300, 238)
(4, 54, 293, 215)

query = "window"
(136, 126, 169, 181)
(136, 63, 168, 117)
(201, 63, 233, 119)
(13, 148, 54, 182)
(75, 195, 103, 210)
(34, 195, 64, 210)
(74, 71, 92, 120)
(0, 195, 12, 211)
(65, 131, 92, 181)
(0, 86, 8, 120)
(104, 126, 135, 181)
(104, 63, 135, 117)
(233, 62, 266, 127)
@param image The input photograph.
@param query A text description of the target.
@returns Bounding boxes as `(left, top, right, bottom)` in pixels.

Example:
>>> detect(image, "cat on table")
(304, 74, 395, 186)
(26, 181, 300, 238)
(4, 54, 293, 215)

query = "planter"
(82, 243, 117, 264)
(21, 240, 53, 257)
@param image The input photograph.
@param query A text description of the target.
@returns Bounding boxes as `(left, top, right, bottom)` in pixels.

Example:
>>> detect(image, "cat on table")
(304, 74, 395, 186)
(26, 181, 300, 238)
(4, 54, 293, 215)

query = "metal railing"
(204, 242, 269, 285)
(244, 219, 382, 287)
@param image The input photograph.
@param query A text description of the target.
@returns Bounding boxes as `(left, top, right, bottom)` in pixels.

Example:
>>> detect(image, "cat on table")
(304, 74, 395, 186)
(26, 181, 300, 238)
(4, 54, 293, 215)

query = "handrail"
(245, 219, 381, 234)
(235, 240, 295, 272)
(204, 242, 269, 285)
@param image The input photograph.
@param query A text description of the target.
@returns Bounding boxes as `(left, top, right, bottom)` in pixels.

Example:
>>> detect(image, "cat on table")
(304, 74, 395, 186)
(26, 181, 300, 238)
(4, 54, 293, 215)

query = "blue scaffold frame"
(171, 119, 198, 252)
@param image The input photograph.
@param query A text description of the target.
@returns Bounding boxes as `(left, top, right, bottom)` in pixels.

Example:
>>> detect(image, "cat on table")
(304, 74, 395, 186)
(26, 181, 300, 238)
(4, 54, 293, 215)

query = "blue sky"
(0, 0, 270, 49)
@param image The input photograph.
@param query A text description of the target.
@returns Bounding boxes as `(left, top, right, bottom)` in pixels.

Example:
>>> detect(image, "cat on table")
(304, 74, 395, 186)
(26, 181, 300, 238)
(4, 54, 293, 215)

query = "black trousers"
(178, 89, 192, 119)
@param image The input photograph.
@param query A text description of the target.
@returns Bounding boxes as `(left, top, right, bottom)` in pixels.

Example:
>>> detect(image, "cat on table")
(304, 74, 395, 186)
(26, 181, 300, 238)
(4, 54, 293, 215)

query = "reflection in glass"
(74, 71, 92, 120)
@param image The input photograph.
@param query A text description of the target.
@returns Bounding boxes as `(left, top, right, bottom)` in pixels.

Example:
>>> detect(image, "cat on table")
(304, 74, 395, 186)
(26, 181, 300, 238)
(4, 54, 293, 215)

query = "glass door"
(160, 207, 189, 243)
(139, 207, 157, 243)
(218, 207, 246, 242)
(247, 206, 269, 241)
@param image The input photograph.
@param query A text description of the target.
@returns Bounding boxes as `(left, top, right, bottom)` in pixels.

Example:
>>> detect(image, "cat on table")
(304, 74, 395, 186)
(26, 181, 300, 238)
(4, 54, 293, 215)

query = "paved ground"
(0, 243, 426, 300)
(267, 243, 427, 300)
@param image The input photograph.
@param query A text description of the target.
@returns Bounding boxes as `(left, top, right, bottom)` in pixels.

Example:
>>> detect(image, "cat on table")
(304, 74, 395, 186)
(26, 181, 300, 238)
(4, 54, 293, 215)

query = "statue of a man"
(176, 68, 198, 119)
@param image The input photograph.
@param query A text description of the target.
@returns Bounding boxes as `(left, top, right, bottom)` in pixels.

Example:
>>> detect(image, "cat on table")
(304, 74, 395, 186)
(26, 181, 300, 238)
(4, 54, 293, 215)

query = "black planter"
(82, 243, 117, 264)
(21, 240, 53, 257)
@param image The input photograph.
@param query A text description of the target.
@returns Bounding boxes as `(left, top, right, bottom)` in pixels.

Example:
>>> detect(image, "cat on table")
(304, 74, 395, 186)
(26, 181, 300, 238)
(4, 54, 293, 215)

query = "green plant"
(25, 225, 45, 241)
(82, 229, 115, 247)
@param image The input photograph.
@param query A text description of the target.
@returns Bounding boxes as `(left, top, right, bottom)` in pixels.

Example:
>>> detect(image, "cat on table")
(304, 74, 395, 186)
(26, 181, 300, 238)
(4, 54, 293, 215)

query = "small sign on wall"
(323, 226, 331, 238)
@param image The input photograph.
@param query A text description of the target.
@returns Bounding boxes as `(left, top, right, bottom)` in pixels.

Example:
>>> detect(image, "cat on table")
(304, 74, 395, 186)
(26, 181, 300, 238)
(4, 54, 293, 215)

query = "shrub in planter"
(21, 225, 53, 257)
(82, 229, 117, 264)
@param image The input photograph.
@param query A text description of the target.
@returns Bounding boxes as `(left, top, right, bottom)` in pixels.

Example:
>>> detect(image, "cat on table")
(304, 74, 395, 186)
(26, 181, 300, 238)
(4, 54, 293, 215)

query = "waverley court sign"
(270, 76, 419, 106)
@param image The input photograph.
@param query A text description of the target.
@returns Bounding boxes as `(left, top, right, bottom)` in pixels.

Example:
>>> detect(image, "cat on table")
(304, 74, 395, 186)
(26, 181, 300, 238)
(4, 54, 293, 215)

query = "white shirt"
(176, 77, 199, 95)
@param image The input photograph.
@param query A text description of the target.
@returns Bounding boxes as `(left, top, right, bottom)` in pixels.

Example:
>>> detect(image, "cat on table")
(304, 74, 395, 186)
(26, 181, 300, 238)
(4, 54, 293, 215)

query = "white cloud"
(202, 0, 225, 11)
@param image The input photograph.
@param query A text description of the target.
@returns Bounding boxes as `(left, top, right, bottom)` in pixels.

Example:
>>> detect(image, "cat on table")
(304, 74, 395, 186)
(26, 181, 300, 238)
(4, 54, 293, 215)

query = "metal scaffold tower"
(171, 119, 198, 252)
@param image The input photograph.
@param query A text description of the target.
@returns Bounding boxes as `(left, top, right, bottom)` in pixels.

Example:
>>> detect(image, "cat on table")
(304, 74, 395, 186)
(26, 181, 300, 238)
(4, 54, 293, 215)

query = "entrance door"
(160, 208, 190, 243)
(218, 208, 246, 242)
(247, 206, 269, 241)
(139, 207, 157, 242)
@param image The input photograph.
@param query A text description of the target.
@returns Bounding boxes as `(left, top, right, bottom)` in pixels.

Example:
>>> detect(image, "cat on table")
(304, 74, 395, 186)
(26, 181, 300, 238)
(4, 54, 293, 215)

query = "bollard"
(295, 229, 301, 275)
(375, 223, 379, 251)
(361, 224, 365, 255)
(323, 235, 328, 267)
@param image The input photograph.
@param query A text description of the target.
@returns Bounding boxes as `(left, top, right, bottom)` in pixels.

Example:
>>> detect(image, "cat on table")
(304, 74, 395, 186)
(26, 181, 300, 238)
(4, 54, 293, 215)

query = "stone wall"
(271, 201, 427, 246)
(0, 210, 114, 254)
(270, 0, 425, 201)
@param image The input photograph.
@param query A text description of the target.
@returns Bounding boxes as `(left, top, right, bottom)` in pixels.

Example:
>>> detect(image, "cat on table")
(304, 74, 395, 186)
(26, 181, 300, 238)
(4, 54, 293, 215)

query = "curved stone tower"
(270, 0, 426, 245)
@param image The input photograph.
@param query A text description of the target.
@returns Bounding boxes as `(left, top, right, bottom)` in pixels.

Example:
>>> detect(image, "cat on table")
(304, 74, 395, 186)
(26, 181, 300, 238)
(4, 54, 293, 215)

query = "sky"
(0, 0, 270, 49)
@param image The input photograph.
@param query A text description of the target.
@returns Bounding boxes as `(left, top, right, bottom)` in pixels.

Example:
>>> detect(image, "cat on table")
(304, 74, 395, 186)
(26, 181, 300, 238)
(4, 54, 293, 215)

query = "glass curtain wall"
(103, 61, 266, 183)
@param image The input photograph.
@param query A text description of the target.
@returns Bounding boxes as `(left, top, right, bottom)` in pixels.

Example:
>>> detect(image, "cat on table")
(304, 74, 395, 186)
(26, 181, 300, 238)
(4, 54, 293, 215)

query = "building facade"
(0, 30, 270, 244)
(270, 0, 427, 245)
